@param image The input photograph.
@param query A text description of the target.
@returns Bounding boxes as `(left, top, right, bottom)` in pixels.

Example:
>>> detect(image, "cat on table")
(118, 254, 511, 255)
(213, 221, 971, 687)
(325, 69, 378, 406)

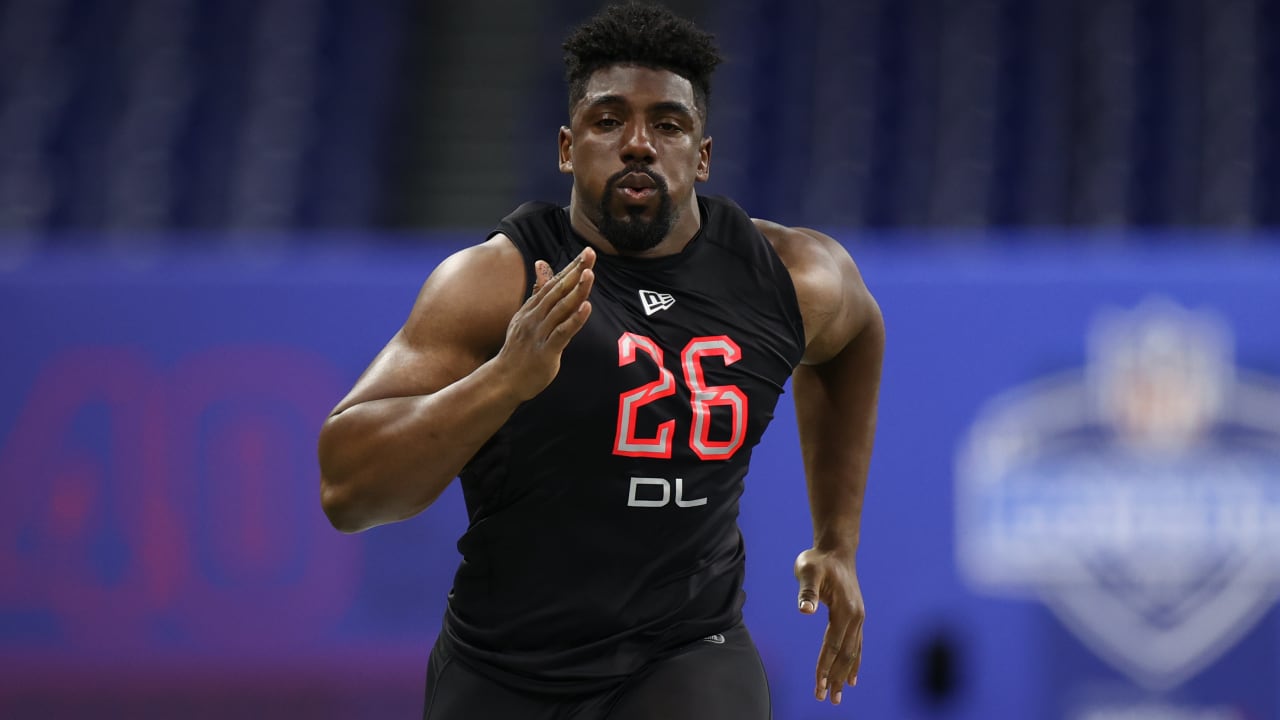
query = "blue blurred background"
(3, 0, 1280, 718)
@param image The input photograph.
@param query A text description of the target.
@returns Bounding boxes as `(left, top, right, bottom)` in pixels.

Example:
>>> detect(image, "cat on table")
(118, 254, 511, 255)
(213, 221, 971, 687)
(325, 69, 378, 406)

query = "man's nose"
(620, 122, 656, 164)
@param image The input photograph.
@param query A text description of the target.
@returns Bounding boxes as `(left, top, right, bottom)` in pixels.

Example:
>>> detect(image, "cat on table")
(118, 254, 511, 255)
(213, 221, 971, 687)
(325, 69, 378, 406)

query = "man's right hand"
(495, 246, 597, 401)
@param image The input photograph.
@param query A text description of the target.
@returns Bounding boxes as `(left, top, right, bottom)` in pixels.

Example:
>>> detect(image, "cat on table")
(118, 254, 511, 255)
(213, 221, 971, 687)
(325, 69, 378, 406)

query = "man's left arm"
(766, 224, 884, 707)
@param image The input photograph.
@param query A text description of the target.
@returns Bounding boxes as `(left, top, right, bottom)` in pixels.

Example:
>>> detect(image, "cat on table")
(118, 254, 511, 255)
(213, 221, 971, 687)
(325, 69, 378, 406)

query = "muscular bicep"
(329, 236, 526, 416)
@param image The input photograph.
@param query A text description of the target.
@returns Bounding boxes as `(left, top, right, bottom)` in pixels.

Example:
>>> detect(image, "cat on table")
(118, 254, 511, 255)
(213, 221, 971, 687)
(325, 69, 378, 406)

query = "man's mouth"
(618, 186, 656, 201)
(615, 172, 659, 202)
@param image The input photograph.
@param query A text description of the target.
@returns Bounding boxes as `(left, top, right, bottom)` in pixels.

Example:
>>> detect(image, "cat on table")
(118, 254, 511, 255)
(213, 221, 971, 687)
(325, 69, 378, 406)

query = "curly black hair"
(563, 2, 722, 124)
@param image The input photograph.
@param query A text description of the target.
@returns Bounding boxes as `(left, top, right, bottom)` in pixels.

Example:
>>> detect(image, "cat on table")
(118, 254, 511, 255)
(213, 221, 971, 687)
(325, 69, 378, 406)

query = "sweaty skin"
(558, 64, 710, 257)
(318, 64, 882, 708)
(760, 220, 883, 705)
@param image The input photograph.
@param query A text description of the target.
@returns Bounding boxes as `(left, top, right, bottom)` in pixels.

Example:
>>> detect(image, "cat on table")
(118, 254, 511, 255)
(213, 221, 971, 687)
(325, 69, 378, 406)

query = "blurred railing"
(0, 0, 1276, 243)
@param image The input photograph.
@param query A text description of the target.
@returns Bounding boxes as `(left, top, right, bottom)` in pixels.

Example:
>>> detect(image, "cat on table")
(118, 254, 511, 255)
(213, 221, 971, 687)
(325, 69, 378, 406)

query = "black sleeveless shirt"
(441, 195, 806, 693)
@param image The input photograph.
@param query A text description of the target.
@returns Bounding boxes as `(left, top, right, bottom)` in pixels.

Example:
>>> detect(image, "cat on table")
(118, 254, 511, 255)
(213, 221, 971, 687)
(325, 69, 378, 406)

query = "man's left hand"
(795, 548, 864, 705)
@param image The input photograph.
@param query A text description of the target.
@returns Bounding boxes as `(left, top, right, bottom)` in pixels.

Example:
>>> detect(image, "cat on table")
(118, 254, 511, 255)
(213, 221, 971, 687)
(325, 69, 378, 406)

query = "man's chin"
(608, 201, 657, 220)
(619, 215, 658, 231)
(595, 190, 675, 252)
(600, 216, 663, 250)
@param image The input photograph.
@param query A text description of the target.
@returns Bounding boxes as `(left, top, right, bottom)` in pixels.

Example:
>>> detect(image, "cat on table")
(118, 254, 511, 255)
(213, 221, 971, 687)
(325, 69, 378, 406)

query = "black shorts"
(422, 624, 771, 720)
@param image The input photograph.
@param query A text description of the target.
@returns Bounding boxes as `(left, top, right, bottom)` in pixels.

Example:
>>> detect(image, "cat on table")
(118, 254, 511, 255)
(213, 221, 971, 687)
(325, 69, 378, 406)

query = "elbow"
(320, 477, 367, 534)
(316, 417, 439, 533)
(318, 419, 366, 533)
(318, 444, 370, 533)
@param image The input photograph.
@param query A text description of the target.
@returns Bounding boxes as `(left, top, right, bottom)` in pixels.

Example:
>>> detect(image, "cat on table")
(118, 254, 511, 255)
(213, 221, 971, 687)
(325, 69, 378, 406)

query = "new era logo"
(639, 290, 675, 316)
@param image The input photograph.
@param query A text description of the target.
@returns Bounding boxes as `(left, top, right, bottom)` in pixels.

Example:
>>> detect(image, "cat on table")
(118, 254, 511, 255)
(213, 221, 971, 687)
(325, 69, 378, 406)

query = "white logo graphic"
(957, 297, 1280, 690)
(639, 290, 675, 316)
(703, 633, 726, 644)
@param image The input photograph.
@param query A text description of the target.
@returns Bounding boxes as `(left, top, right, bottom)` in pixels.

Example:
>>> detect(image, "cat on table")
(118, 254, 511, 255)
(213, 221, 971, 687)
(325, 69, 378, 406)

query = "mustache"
(605, 165, 669, 192)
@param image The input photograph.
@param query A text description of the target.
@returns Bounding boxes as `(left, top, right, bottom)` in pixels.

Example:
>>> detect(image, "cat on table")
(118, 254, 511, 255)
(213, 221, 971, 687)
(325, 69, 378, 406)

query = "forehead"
(578, 64, 698, 112)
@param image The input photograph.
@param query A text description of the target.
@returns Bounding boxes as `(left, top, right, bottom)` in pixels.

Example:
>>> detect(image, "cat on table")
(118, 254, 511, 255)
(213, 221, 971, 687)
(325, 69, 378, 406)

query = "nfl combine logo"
(956, 297, 1280, 690)
(639, 289, 676, 316)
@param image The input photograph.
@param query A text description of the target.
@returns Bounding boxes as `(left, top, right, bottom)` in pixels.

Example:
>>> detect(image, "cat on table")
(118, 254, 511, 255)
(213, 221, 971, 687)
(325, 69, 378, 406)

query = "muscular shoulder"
(328, 234, 526, 416)
(401, 234, 525, 359)
(752, 219, 880, 365)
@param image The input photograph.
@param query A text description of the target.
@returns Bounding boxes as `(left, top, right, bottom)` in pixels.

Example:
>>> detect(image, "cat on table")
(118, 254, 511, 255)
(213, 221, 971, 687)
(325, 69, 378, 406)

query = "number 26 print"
(612, 332, 748, 460)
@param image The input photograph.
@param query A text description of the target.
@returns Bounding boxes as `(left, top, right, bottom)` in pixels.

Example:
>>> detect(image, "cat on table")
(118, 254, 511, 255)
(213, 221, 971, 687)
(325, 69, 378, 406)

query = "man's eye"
(597, 118, 621, 128)
(656, 122, 681, 132)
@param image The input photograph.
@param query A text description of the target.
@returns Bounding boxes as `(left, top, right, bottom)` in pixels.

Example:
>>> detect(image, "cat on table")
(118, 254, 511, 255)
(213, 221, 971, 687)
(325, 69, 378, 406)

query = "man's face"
(559, 65, 711, 253)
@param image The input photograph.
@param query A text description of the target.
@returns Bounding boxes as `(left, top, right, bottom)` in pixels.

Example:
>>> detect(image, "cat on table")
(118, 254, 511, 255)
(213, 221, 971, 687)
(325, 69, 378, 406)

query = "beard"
(595, 166, 676, 253)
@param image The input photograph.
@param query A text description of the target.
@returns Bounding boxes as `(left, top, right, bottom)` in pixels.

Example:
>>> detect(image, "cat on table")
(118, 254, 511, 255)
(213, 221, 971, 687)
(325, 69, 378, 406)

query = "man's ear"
(696, 135, 712, 182)
(558, 126, 573, 174)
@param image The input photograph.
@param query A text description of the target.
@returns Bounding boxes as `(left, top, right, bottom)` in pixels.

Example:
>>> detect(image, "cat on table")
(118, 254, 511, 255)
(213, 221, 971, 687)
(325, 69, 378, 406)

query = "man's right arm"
(318, 237, 596, 533)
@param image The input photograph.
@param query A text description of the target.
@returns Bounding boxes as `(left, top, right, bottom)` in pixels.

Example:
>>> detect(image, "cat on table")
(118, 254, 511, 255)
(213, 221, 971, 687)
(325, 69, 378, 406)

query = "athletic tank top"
(441, 195, 806, 694)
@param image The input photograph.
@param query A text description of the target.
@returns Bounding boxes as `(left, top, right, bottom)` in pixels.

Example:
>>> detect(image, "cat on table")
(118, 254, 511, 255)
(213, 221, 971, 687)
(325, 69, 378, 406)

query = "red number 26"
(613, 332, 748, 460)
